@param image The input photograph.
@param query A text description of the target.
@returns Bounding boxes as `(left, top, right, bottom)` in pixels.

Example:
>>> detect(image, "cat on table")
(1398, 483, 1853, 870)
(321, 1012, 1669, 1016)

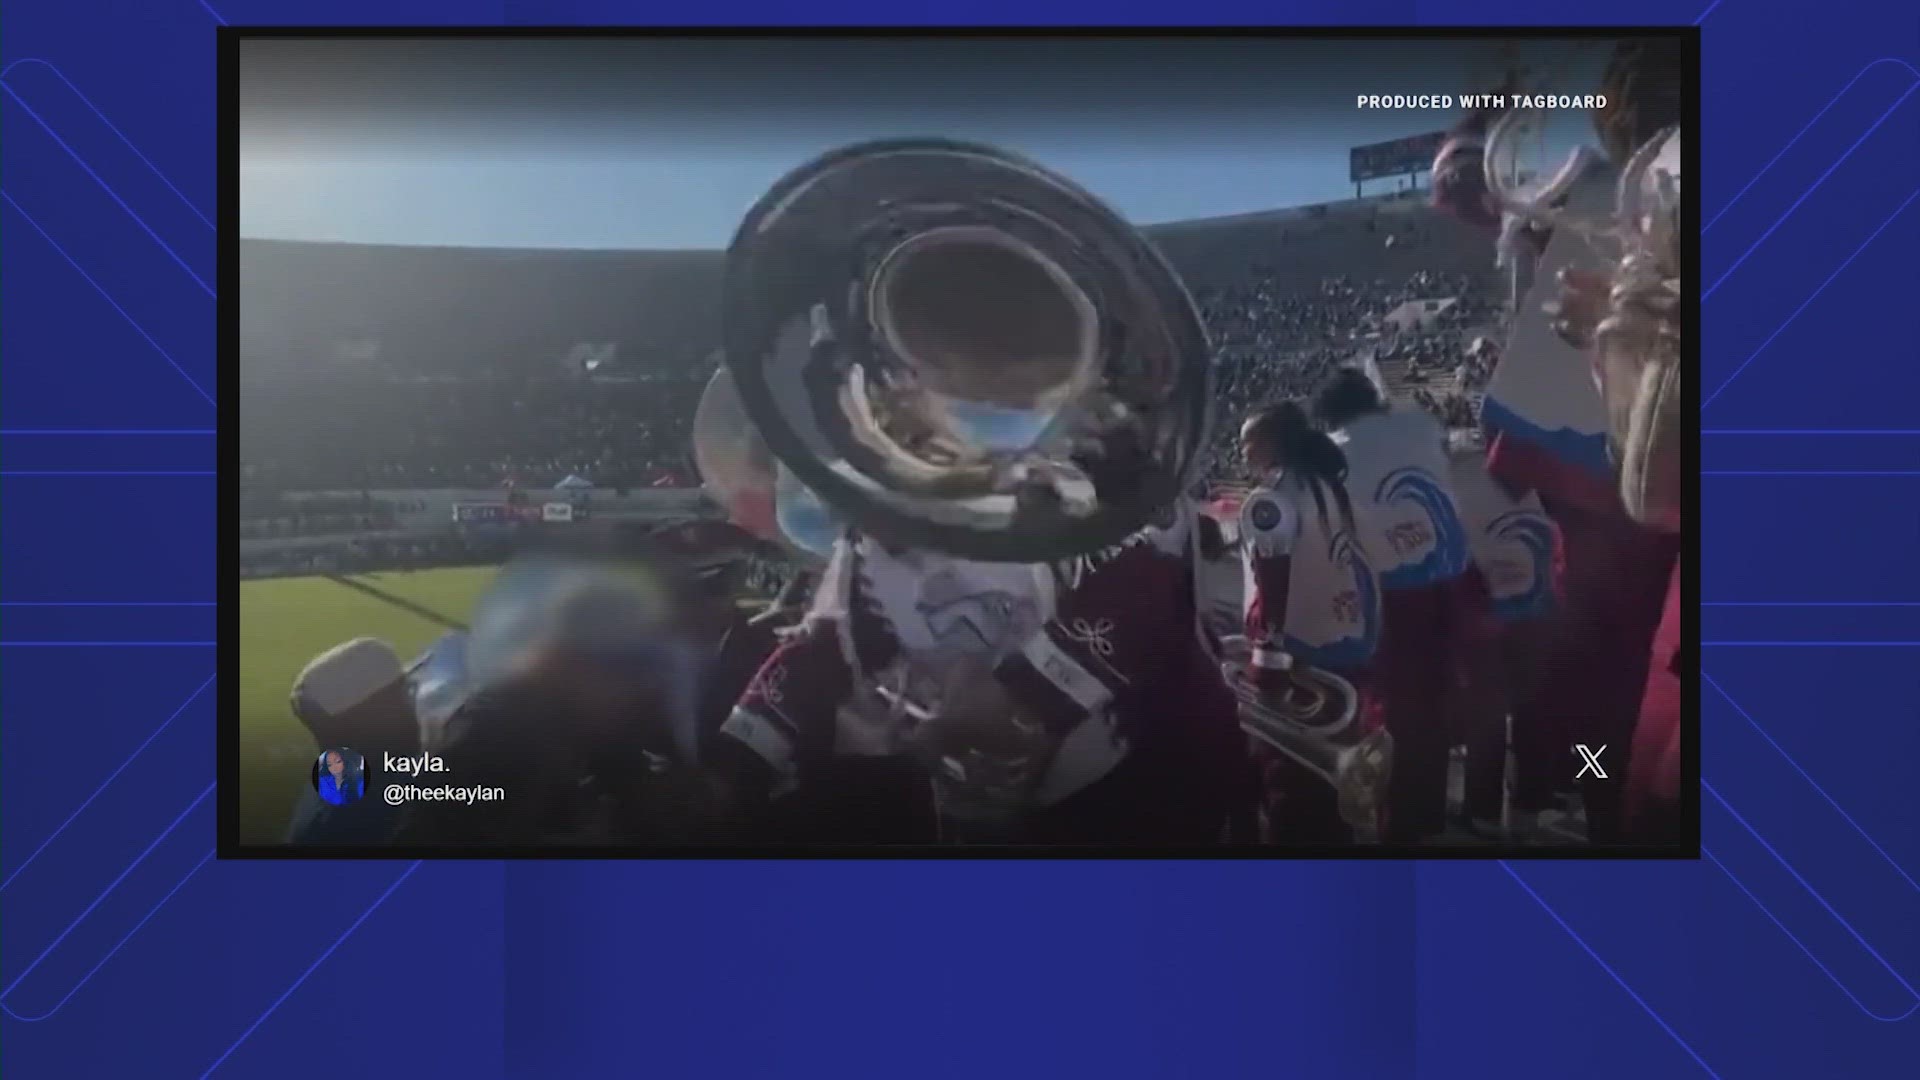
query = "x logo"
(1573, 744, 1609, 780)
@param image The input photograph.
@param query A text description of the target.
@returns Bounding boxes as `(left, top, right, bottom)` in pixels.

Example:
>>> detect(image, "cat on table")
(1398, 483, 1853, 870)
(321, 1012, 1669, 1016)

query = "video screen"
(227, 31, 1694, 856)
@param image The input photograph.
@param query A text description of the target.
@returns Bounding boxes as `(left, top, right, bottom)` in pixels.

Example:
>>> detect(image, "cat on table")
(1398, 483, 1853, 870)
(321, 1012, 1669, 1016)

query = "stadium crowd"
(240, 368, 709, 493)
(240, 245, 1507, 579)
(238, 492, 437, 541)
(241, 259, 1503, 504)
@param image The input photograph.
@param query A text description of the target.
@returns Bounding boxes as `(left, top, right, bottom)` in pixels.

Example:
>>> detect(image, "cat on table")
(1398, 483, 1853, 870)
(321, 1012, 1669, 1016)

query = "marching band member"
(1433, 40, 1682, 841)
(1447, 452, 1569, 840)
(1310, 369, 1470, 841)
(1048, 494, 1258, 843)
(715, 512, 1251, 845)
(1235, 402, 1385, 841)
(1552, 123, 1685, 841)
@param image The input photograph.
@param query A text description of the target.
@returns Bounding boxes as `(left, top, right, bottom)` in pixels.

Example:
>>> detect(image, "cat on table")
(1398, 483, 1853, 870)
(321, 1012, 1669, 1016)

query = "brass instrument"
(1217, 636, 1390, 842)
(1601, 126, 1682, 532)
(720, 138, 1213, 562)
(1486, 96, 1684, 533)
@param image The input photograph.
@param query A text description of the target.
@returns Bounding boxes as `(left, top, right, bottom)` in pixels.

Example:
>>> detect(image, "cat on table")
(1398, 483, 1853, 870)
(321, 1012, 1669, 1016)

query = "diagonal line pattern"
(1, 83, 215, 296)
(0, 851, 215, 1023)
(0, 12, 1895, 1069)
(1704, 77, 1912, 299)
(1499, 863, 1722, 1077)
(1704, 59, 1920, 233)
(1703, 182, 1920, 408)
(1702, 80, 1919, 302)
(2, 674, 214, 892)
(1703, 673, 1917, 892)
(0, 59, 214, 228)
(0, 191, 214, 405)
(1, 784, 214, 1000)
(199, 863, 421, 1078)
(1703, 848, 1918, 1022)
(1705, 782, 1919, 1002)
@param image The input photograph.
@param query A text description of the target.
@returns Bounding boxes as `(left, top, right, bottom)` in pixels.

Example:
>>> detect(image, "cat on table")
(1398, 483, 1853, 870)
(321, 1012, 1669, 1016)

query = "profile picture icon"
(313, 747, 366, 806)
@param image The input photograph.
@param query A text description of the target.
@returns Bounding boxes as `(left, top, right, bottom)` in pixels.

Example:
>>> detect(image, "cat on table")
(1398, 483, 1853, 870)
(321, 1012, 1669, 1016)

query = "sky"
(240, 37, 1613, 251)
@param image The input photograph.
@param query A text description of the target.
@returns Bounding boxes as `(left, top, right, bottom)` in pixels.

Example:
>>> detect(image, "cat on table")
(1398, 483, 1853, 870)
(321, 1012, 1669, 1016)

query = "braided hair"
(1241, 401, 1355, 533)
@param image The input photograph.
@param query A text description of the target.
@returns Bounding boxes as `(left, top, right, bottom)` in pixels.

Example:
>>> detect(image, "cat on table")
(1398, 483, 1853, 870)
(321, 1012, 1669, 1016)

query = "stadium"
(238, 189, 1512, 845)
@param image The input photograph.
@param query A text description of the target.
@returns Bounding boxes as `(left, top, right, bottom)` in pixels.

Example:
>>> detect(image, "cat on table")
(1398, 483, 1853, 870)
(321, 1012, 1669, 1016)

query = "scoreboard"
(1349, 131, 1450, 184)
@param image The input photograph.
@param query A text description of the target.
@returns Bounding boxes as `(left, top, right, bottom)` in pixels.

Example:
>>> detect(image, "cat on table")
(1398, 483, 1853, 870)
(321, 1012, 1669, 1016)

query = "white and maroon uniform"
(720, 519, 1249, 843)
(1473, 161, 1678, 841)
(1327, 406, 1469, 841)
(1331, 408, 1470, 592)
(1446, 452, 1562, 820)
(1436, 109, 1681, 840)
(1236, 471, 1387, 841)
(1237, 470, 1382, 683)
(1449, 453, 1558, 625)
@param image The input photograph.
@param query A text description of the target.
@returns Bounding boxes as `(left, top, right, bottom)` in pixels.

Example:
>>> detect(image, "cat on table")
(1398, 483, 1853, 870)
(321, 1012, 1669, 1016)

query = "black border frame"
(218, 24, 1701, 861)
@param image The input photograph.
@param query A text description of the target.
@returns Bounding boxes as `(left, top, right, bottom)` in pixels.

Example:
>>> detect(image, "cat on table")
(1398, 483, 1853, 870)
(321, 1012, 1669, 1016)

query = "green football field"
(238, 566, 500, 844)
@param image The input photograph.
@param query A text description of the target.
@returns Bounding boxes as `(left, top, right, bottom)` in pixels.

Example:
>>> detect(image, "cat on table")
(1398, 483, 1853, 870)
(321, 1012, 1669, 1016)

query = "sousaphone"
(1217, 635, 1390, 842)
(1600, 126, 1683, 532)
(722, 138, 1213, 563)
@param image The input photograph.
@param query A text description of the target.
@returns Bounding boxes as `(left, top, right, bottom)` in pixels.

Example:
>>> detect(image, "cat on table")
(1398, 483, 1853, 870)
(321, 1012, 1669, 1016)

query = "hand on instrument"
(1546, 266, 1610, 352)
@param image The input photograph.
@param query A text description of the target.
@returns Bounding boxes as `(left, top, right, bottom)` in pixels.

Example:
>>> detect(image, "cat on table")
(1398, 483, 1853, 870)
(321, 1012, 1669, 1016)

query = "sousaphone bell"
(722, 138, 1213, 562)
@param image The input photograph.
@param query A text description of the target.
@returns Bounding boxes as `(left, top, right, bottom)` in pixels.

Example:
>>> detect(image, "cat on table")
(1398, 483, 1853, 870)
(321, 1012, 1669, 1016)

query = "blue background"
(4, 3, 1918, 1078)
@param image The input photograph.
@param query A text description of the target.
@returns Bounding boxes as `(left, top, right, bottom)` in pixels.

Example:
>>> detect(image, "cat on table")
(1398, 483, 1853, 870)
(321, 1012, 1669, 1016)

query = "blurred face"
(327, 752, 345, 778)
(1238, 420, 1273, 474)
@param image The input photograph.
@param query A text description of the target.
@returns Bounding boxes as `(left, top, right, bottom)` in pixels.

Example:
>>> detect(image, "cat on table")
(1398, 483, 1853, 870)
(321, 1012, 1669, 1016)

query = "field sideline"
(241, 561, 1514, 846)
(238, 566, 498, 844)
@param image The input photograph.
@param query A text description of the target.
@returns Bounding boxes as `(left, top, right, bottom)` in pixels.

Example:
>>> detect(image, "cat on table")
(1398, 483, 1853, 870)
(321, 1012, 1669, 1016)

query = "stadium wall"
(242, 488, 723, 554)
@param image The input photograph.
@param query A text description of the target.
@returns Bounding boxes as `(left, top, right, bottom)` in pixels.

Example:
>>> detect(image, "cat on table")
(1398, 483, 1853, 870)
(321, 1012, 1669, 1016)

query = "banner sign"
(453, 502, 542, 525)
